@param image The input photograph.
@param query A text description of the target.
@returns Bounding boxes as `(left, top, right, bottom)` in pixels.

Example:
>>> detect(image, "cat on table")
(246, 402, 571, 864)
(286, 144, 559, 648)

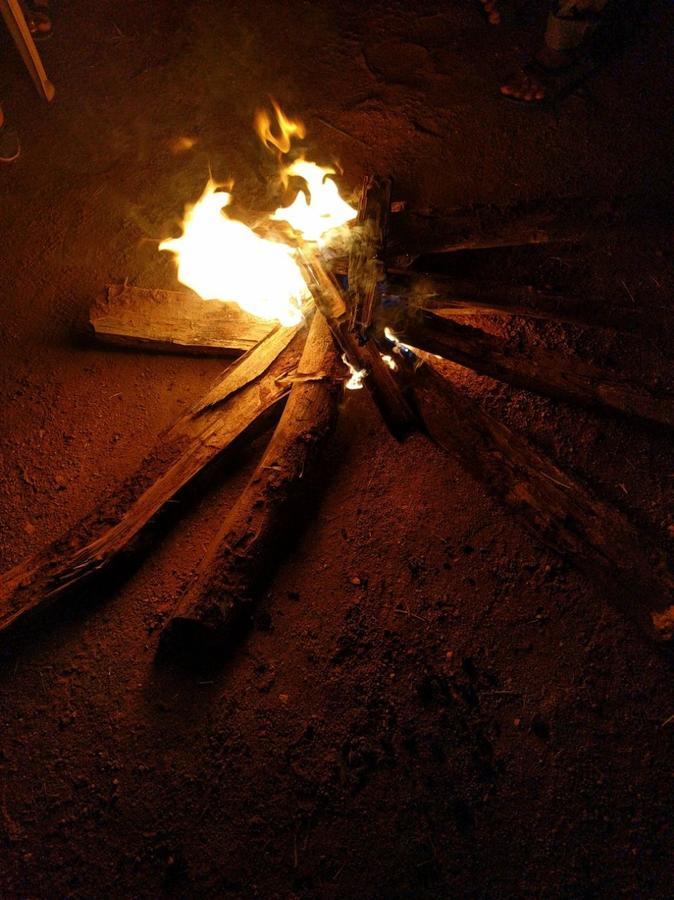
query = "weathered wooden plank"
(90, 284, 274, 356)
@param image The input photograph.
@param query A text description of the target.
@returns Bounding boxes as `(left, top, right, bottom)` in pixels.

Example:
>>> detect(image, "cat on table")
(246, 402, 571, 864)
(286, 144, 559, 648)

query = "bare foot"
(26, 1, 52, 39)
(500, 46, 573, 103)
(479, 0, 501, 26)
(500, 71, 546, 102)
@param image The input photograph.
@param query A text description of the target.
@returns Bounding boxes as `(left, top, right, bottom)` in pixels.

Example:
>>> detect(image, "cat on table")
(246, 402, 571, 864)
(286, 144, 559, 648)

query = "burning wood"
(299, 247, 417, 439)
(1, 99, 671, 658)
(348, 174, 391, 340)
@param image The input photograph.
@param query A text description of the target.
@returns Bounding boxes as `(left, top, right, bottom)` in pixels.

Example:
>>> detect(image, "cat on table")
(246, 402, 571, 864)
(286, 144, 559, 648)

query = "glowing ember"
(341, 353, 367, 390)
(381, 353, 398, 371)
(160, 102, 357, 326)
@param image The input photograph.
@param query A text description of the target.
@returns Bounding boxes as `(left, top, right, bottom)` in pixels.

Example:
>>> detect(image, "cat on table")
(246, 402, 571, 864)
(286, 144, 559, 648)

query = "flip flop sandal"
(501, 54, 599, 107)
(0, 124, 21, 163)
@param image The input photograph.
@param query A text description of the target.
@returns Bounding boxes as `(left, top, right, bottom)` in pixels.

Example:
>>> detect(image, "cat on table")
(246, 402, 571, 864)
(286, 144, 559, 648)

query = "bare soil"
(0, 1, 673, 897)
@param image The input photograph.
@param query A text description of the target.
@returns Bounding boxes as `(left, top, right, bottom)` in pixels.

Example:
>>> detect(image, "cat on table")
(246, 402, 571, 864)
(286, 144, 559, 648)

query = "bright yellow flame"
(254, 99, 306, 153)
(161, 102, 357, 326)
(160, 182, 308, 327)
(381, 353, 398, 371)
(341, 353, 367, 390)
(272, 159, 357, 243)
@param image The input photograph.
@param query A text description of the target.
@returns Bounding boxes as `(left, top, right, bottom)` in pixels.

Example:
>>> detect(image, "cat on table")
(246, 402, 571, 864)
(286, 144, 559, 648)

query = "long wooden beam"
(411, 360, 674, 643)
(401, 309, 674, 430)
(388, 194, 672, 263)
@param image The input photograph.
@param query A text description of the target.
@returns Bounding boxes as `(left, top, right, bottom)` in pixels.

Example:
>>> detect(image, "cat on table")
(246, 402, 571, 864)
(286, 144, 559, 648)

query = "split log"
(382, 274, 593, 327)
(412, 361, 674, 642)
(159, 312, 342, 658)
(300, 248, 418, 439)
(90, 284, 274, 356)
(0, 325, 303, 636)
(372, 272, 674, 339)
(348, 174, 392, 339)
(401, 309, 674, 430)
(389, 194, 672, 263)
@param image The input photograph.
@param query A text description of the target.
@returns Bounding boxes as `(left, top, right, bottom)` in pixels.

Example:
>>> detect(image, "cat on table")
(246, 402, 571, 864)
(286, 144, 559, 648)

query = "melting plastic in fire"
(160, 102, 357, 328)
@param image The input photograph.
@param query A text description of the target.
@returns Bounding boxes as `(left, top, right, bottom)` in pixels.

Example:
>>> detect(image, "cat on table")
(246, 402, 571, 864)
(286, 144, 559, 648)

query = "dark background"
(0, 1, 672, 896)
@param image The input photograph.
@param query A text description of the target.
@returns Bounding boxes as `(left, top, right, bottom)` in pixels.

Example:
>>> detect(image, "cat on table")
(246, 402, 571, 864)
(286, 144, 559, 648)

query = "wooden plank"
(412, 361, 674, 642)
(160, 312, 342, 658)
(401, 309, 674, 430)
(348, 174, 392, 339)
(191, 322, 301, 415)
(0, 326, 305, 636)
(388, 194, 672, 263)
(90, 284, 274, 357)
(383, 274, 593, 327)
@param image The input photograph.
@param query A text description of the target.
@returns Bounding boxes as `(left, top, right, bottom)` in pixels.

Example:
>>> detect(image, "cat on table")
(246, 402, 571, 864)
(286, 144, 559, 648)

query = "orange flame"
(160, 101, 357, 326)
(254, 99, 306, 154)
(159, 183, 308, 327)
(272, 159, 357, 243)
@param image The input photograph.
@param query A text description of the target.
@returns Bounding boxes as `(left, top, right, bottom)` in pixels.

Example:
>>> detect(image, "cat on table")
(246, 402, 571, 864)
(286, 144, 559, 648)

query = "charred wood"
(348, 174, 392, 340)
(388, 194, 673, 264)
(300, 248, 417, 439)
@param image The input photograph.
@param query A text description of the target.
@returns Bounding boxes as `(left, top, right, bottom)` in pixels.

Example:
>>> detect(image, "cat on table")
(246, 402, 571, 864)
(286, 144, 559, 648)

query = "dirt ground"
(1, 1, 673, 897)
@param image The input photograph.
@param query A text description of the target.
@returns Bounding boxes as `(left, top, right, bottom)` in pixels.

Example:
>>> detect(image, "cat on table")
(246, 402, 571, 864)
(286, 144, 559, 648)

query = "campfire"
(1, 103, 672, 657)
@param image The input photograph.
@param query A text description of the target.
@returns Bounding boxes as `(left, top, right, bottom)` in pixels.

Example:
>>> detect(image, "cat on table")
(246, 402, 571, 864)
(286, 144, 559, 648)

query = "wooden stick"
(0, 0, 55, 101)
(160, 312, 342, 658)
(0, 326, 303, 636)
(401, 309, 674, 430)
(348, 175, 391, 339)
(90, 284, 274, 357)
(300, 248, 418, 439)
(411, 361, 674, 642)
